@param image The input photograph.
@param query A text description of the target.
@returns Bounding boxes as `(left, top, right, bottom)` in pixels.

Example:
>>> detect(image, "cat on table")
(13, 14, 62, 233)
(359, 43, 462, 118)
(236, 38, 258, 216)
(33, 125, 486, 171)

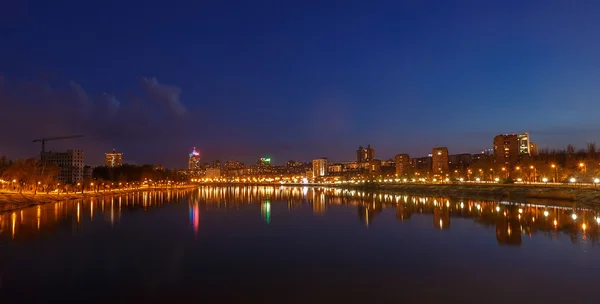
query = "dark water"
(1, 186, 600, 303)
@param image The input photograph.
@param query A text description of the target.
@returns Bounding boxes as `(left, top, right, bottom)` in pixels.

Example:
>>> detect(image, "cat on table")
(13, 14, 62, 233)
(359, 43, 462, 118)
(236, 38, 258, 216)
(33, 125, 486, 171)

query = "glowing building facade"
(105, 149, 123, 167)
(312, 158, 329, 178)
(188, 147, 201, 170)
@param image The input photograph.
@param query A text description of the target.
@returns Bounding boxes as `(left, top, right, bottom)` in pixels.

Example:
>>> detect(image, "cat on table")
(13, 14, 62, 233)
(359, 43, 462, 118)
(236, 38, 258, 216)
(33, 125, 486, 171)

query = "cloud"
(101, 92, 121, 118)
(69, 80, 91, 115)
(141, 77, 188, 116)
(0, 74, 193, 166)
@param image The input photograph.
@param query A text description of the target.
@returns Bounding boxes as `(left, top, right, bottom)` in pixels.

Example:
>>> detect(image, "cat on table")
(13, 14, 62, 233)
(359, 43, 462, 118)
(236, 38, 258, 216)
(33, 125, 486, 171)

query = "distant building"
(312, 158, 328, 178)
(41, 149, 84, 184)
(83, 165, 93, 180)
(448, 153, 472, 172)
(432, 147, 449, 176)
(224, 160, 244, 170)
(471, 152, 490, 162)
(188, 147, 201, 170)
(205, 168, 221, 179)
(209, 160, 221, 169)
(369, 159, 382, 174)
(493, 133, 531, 167)
(257, 157, 272, 166)
(517, 133, 531, 155)
(395, 154, 410, 176)
(356, 145, 375, 163)
(328, 164, 343, 174)
(411, 157, 432, 173)
(380, 159, 396, 176)
(341, 161, 360, 173)
(223, 160, 244, 176)
(105, 149, 123, 167)
(287, 160, 303, 167)
(530, 142, 538, 156)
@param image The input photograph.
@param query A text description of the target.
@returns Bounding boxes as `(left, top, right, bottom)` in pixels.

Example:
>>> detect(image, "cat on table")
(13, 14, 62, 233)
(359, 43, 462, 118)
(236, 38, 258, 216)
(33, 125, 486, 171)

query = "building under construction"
(41, 150, 85, 184)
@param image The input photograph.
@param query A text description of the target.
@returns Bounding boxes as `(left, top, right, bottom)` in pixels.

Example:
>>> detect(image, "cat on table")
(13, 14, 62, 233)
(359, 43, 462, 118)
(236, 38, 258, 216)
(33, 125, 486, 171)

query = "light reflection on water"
(0, 190, 187, 241)
(1, 186, 600, 302)
(0, 186, 599, 247)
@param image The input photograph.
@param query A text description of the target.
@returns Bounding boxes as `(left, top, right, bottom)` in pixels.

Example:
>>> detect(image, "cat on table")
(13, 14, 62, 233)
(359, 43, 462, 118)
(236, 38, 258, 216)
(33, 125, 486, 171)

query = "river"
(1, 186, 599, 302)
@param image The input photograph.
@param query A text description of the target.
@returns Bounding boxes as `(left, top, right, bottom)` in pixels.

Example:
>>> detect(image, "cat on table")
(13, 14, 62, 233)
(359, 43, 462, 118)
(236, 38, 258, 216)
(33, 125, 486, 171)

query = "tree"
(587, 142, 597, 160)
(39, 163, 60, 194)
(469, 158, 499, 181)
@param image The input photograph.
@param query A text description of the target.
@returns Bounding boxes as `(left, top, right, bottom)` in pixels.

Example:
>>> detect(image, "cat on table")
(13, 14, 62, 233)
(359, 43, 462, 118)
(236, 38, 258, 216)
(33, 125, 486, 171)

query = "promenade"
(0, 185, 197, 212)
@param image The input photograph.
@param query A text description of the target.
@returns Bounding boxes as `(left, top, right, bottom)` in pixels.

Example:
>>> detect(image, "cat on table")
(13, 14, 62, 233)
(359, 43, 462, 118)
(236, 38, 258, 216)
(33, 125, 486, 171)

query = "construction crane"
(32, 135, 84, 154)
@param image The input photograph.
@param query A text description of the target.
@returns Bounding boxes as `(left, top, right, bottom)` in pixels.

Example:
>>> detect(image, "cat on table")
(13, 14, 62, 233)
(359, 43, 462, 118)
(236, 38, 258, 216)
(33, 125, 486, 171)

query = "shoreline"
(0, 185, 198, 213)
(195, 182, 600, 206)
(334, 183, 600, 206)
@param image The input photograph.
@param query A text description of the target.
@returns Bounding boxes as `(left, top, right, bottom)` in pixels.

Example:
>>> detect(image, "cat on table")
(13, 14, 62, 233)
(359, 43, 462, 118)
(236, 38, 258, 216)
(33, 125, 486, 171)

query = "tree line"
(92, 164, 184, 182)
(0, 156, 186, 194)
(0, 156, 60, 193)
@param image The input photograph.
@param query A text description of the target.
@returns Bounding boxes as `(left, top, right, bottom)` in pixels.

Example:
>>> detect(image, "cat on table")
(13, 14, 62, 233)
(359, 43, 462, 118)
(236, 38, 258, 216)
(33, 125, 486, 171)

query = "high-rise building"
(188, 147, 201, 170)
(312, 158, 328, 178)
(41, 149, 84, 184)
(105, 149, 123, 167)
(493, 133, 531, 167)
(518, 133, 531, 156)
(432, 147, 449, 176)
(356, 145, 375, 163)
(395, 154, 410, 176)
(530, 142, 538, 156)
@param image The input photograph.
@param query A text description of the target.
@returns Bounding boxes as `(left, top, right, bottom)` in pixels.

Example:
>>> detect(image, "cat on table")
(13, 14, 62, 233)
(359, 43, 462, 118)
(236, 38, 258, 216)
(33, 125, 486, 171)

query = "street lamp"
(529, 166, 536, 183)
(579, 162, 586, 173)
(551, 164, 557, 183)
(594, 178, 599, 187)
(570, 177, 576, 184)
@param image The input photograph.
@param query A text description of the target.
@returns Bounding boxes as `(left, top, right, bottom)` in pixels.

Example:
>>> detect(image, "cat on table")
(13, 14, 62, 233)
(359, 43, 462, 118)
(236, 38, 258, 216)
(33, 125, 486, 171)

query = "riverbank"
(336, 183, 600, 205)
(0, 185, 198, 212)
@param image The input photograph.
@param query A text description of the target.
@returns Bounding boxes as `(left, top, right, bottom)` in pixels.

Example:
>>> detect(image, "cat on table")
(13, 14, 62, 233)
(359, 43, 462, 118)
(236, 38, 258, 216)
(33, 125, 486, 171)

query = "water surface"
(1, 186, 599, 302)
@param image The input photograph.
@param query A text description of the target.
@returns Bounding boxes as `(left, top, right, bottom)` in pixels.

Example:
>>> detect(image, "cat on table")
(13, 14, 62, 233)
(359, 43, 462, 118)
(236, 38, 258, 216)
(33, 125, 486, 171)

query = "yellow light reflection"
(11, 212, 16, 238)
(36, 205, 41, 230)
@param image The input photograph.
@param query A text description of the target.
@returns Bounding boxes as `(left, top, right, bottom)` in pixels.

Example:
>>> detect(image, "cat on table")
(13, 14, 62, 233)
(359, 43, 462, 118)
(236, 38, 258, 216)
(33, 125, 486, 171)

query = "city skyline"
(2, 1, 600, 167)
(2, 131, 600, 169)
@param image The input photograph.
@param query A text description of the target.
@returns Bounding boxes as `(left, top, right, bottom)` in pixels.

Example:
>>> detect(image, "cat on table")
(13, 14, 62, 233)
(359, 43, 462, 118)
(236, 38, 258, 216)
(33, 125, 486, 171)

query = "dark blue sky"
(1, 0, 600, 168)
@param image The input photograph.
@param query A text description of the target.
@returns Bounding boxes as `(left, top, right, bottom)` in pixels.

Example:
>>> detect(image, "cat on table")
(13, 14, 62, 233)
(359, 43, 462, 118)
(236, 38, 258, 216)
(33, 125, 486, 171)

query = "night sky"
(1, 0, 600, 168)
